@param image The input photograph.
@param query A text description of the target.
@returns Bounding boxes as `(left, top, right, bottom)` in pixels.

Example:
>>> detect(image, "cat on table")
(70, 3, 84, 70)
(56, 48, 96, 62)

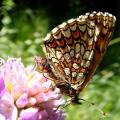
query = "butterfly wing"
(43, 12, 116, 94)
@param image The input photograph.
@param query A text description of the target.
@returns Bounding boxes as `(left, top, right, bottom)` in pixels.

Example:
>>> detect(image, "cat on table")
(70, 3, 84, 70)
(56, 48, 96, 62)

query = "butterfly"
(35, 11, 116, 104)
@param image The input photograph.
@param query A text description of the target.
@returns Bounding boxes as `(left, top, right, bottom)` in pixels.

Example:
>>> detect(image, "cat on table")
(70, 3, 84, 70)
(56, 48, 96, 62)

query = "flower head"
(0, 58, 64, 120)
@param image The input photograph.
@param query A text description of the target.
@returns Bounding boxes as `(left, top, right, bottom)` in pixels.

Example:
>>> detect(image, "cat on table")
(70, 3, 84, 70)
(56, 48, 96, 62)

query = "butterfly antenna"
(79, 98, 107, 117)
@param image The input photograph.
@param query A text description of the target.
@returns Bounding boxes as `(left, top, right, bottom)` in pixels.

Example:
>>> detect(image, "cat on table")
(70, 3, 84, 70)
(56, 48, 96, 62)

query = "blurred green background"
(0, 0, 120, 120)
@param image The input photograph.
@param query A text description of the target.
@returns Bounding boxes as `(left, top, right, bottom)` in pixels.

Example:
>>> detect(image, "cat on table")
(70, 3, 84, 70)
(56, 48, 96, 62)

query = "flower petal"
(16, 93, 28, 108)
(0, 76, 5, 97)
(20, 108, 39, 120)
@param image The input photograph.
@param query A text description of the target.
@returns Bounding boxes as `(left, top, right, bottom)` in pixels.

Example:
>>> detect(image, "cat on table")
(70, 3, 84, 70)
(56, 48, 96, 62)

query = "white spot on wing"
(61, 28, 71, 38)
(84, 61, 90, 68)
(52, 27, 58, 34)
(94, 26, 100, 42)
(83, 51, 90, 59)
(72, 72, 77, 77)
(70, 49, 74, 57)
(88, 50, 94, 60)
(81, 44, 85, 55)
(64, 53, 71, 62)
(68, 19, 77, 31)
(76, 73, 84, 82)
(75, 43, 80, 53)
(67, 18, 75, 24)
(76, 53, 80, 58)
(73, 63, 79, 69)
(81, 60, 85, 66)
(88, 37, 93, 45)
(51, 57, 59, 63)
(87, 27, 94, 37)
(59, 22, 67, 29)
(56, 51, 62, 60)
(64, 68, 70, 75)
(44, 33, 51, 41)
(52, 27, 62, 39)
(78, 24, 86, 32)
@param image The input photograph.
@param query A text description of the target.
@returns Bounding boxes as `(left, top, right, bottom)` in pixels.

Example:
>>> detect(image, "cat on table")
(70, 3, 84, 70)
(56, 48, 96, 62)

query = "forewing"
(43, 12, 116, 92)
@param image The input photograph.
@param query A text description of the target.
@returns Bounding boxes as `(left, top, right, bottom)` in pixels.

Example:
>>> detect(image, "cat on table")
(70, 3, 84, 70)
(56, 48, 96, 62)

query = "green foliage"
(0, 0, 120, 120)
(0, 0, 49, 64)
